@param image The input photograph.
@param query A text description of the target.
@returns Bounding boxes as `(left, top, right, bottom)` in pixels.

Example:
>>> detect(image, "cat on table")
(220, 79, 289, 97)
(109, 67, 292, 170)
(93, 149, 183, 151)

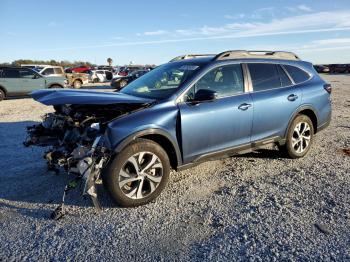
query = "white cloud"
(224, 14, 245, 20)
(297, 5, 312, 12)
(143, 30, 168, 36)
(112, 36, 125, 40)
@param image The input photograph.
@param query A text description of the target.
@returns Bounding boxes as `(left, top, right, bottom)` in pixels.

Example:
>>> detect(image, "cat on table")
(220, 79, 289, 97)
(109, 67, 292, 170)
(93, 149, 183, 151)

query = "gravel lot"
(0, 75, 349, 261)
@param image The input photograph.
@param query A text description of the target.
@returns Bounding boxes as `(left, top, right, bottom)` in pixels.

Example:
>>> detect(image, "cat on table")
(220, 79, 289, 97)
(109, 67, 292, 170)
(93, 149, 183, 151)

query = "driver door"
(178, 64, 253, 163)
(18, 68, 45, 93)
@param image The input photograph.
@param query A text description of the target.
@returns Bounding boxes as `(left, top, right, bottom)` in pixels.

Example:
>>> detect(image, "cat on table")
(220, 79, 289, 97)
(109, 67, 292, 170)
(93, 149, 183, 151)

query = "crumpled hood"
(30, 89, 154, 105)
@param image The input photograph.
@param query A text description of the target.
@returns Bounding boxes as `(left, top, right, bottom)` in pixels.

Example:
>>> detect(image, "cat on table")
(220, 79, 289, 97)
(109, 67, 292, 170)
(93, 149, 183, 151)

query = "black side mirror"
(193, 89, 218, 102)
(33, 74, 40, 79)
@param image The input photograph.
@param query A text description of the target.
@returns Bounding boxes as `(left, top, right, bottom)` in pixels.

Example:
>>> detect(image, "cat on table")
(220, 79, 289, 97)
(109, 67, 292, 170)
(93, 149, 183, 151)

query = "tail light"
(324, 83, 332, 94)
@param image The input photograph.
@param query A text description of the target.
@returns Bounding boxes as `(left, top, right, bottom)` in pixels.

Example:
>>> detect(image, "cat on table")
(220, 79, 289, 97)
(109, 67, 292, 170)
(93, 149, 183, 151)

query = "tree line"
(0, 59, 94, 68)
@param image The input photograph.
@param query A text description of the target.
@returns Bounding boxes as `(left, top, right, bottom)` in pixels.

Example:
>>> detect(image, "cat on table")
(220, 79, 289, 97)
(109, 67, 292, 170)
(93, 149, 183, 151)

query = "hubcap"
(118, 151, 163, 199)
(292, 122, 311, 153)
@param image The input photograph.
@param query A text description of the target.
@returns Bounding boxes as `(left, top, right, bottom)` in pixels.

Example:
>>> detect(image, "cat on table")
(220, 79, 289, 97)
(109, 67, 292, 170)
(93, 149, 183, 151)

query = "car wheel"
(119, 80, 128, 88)
(103, 139, 170, 207)
(93, 78, 100, 83)
(73, 80, 82, 89)
(0, 89, 5, 101)
(280, 115, 314, 158)
(50, 85, 63, 89)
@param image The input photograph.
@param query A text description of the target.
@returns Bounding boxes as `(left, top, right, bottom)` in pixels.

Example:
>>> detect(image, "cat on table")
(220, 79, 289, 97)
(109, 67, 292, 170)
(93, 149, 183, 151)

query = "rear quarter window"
(283, 65, 310, 84)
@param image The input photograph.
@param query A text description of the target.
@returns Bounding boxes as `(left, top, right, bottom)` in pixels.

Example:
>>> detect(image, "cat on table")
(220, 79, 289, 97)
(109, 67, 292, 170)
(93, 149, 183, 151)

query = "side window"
(54, 68, 63, 74)
(186, 64, 244, 100)
(277, 65, 292, 87)
(248, 63, 281, 91)
(283, 65, 310, 84)
(3, 69, 20, 78)
(42, 68, 54, 75)
(19, 69, 36, 79)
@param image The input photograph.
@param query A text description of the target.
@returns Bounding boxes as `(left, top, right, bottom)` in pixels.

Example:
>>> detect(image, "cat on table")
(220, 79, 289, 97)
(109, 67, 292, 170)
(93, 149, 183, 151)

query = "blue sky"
(1, 0, 350, 65)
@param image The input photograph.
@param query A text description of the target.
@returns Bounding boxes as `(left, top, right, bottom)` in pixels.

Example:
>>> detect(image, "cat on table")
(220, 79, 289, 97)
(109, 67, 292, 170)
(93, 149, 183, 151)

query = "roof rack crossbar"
(213, 50, 300, 61)
(169, 54, 215, 62)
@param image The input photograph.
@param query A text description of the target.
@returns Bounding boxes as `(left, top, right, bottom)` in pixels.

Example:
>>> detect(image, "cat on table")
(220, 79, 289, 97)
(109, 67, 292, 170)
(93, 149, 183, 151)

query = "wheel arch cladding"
(298, 109, 318, 133)
(114, 130, 182, 170)
(0, 85, 7, 96)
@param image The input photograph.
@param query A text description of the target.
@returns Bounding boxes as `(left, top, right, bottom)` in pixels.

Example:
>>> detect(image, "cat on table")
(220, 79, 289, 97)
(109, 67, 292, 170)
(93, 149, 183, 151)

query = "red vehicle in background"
(71, 65, 91, 73)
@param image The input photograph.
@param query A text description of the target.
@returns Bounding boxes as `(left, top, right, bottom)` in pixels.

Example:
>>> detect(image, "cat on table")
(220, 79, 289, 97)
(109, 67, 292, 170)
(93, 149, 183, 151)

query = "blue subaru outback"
(26, 50, 331, 210)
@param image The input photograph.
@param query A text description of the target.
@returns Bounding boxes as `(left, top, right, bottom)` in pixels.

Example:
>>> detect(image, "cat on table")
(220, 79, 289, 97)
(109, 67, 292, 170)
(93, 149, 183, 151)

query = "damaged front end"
(24, 100, 150, 219)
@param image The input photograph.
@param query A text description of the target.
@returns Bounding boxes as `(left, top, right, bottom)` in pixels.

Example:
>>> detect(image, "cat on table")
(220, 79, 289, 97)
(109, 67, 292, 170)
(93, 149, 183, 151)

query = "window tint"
(3, 68, 20, 78)
(277, 65, 292, 87)
(42, 68, 54, 75)
(19, 68, 36, 79)
(54, 68, 63, 74)
(248, 63, 281, 91)
(187, 64, 244, 100)
(284, 65, 310, 84)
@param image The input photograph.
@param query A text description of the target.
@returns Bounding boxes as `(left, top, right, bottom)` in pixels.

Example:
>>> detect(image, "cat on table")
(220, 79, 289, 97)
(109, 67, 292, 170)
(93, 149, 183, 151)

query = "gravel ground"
(0, 75, 349, 261)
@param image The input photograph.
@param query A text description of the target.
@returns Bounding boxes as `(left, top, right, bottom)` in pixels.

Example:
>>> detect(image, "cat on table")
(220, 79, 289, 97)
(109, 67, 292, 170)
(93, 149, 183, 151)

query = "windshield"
(120, 62, 202, 99)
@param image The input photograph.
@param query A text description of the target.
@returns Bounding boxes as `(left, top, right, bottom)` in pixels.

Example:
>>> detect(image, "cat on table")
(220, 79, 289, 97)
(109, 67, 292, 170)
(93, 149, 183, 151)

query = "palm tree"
(107, 58, 113, 66)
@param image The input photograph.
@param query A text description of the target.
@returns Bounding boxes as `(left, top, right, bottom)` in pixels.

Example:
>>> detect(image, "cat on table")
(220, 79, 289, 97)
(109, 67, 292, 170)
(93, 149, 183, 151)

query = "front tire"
(280, 115, 314, 158)
(103, 139, 170, 207)
(73, 80, 82, 89)
(49, 84, 63, 89)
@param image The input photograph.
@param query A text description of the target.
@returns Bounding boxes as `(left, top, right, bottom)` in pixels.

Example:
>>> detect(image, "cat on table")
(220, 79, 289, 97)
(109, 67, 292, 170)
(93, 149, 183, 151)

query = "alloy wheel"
(292, 122, 311, 154)
(118, 151, 163, 199)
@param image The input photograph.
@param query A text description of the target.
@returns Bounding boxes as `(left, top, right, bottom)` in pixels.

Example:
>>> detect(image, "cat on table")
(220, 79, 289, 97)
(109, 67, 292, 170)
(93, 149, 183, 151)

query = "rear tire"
(0, 89, 5, 101)
(103, 139, 170, 207)
(119, 80, 128, 88)
(279, 115, 314, 158)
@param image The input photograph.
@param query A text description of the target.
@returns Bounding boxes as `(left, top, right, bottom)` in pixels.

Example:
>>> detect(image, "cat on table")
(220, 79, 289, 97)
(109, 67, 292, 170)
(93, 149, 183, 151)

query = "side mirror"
(33, 74, 40, 79)
(193, 89, 218, 102)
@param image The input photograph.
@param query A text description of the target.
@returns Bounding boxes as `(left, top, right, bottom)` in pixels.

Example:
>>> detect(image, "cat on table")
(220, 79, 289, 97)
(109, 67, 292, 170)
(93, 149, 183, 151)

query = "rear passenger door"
(246, 63, 301, 142)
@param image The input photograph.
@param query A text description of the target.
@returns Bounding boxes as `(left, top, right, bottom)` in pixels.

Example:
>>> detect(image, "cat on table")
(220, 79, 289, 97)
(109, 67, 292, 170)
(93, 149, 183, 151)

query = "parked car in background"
(25, 50, 331, 208)
(71, 65, 92, 73)
(21, 64, 65, 77)
(0, 67, 67, 101)
(66, 72, 89, 88)
(328, 64, 350, 74)
(111, 69, 149, 89)
(97, 66, 116, 73)
(314, 64, 330, 73)
(89, 70, 113, 83)
(117, 66, 145, 76)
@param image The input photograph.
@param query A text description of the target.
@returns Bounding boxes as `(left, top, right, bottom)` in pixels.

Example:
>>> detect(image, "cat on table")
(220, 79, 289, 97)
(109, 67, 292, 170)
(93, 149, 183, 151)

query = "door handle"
(238, 103, 252, 111)
(287, 94, 298, 101)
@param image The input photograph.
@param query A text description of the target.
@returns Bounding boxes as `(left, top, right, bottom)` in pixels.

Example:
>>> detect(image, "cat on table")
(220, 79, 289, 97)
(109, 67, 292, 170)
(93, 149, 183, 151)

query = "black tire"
(119, 80, 128, 88)
(93, 78, 100, 83)
(279, 115, 314, 158)
(103, 139, 170, 207)
(0, 89, 5, 101)
(73, 80, 82, 89)
(49, 84, 63, 89)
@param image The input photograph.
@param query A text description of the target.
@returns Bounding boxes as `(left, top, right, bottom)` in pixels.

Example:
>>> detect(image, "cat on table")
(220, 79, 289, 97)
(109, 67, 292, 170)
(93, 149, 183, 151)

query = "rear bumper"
(317, 112, 331, 133)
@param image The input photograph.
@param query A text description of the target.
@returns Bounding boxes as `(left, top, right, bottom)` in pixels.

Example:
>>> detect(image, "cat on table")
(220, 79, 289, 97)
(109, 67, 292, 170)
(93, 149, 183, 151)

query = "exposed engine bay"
(24, 102, 149, 219)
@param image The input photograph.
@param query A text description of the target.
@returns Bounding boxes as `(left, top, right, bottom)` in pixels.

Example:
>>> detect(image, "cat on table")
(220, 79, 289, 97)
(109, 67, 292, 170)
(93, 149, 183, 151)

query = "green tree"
(107, 58, 113, 66)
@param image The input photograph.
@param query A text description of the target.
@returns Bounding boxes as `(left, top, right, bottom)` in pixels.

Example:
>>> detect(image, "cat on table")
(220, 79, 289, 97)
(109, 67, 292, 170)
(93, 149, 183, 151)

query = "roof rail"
(169, 54, 215, 62)
(213, 50, 300, 61)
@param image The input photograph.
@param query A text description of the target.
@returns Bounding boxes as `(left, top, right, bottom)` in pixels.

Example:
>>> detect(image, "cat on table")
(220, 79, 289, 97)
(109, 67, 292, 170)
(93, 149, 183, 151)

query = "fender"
(113, 128, 183, 167)
(284, 104, 318, 138)
(0, 85, 8, 96)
